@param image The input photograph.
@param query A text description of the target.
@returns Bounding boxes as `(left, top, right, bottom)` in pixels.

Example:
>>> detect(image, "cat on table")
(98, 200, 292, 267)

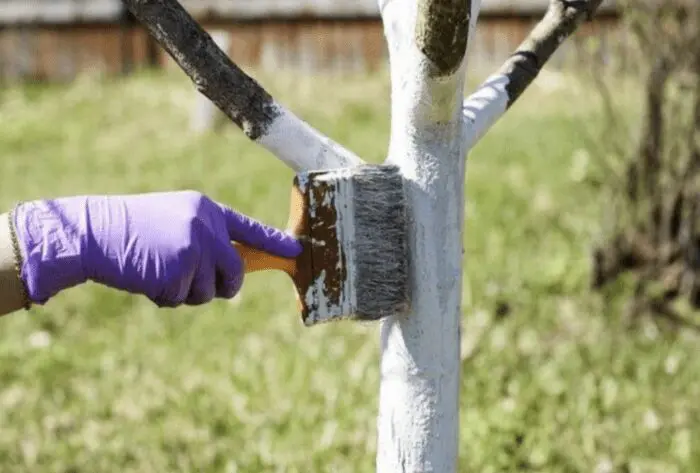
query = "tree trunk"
(378, 121, 466, 471)
(377, 0, 604, 470)
(376, 0, 470, 470)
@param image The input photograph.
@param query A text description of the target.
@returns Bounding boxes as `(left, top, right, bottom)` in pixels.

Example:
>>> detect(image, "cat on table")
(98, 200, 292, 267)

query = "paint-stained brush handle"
(232, 242, 297, 275)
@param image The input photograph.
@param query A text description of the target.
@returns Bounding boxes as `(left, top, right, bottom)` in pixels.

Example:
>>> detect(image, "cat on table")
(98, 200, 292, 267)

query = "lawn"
(0, 67, 698, 473)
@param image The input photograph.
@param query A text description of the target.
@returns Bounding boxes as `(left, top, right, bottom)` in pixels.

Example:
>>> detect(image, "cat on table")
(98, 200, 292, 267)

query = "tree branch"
(462, 0, 605, 148)
(122, 0, 363, 171)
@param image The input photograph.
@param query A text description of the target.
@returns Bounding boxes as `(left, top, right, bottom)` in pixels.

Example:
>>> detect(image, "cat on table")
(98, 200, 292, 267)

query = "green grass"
(0, 68, 698, 473)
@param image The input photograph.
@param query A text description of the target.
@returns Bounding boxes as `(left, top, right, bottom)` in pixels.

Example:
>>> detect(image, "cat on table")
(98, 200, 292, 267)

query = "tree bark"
(376, 0, 473, 471)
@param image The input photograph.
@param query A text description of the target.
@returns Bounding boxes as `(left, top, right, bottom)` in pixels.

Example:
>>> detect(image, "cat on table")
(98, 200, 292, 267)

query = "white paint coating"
(462, 73, 510, 149)
(257, 105, 364, 172)
(376, 0, 476, 471)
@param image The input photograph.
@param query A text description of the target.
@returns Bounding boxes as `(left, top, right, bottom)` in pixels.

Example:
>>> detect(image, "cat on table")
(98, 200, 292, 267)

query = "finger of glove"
(186, 279, 216, 306)
(217, 203, 302, 258)
(152, 257, 198, 309)
(152, 283, 190, 308)
(185, 262, 217, 307)
(212, 236, 245, 300)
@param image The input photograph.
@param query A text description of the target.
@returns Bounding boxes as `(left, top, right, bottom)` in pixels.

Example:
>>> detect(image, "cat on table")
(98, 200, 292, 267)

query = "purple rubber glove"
(13, 191, 301, 307)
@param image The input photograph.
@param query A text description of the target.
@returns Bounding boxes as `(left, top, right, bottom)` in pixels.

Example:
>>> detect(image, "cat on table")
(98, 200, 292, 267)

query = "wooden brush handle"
(228, 183, 311, 317)
(233, 242, 297, 275)
(232, 185, 307, 277)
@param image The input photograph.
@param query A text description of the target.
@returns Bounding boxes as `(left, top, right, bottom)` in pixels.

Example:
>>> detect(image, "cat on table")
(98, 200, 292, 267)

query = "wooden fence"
(0, 10, 624, 82)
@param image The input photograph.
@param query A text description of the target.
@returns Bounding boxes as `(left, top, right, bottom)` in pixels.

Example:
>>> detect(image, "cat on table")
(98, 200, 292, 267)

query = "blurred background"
(0, 0, 699, 472)
(0, 0, 623, 81)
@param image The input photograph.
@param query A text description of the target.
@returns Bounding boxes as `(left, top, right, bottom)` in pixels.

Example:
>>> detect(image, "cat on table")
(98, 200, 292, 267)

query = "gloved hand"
(12, 191, 301, 307)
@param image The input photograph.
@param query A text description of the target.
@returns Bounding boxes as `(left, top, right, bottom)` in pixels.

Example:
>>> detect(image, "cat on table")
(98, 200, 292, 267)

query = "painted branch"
(123, 0, 363, 171)
(462, 0, 605, 148)
(377, 0, 474, 472)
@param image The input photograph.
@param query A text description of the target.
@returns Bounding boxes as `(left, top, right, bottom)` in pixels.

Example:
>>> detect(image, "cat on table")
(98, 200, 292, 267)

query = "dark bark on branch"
(415, 0, 471, 77)
(499, 0, 605, 108)
(122, 0, 280, 140)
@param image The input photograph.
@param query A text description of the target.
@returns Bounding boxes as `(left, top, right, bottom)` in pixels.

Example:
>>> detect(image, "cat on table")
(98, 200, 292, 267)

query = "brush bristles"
(347, 165, 409, 320)
(301, 164, 410, 325)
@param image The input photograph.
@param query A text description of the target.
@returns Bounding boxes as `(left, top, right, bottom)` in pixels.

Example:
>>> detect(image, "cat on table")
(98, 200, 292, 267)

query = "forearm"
(0, 212, 29, 316)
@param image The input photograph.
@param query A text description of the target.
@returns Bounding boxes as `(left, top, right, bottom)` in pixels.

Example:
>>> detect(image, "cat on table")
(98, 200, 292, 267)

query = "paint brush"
(233, 164, 410, 326)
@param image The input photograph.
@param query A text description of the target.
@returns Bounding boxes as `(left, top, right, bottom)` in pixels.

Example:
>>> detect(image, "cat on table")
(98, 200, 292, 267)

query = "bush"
(591, 0, 700, 328)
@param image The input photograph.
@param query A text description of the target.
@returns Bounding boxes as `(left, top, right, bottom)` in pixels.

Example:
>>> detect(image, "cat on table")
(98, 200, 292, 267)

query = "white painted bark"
(256, 106, 365, 171)
(462, 73, 510, 148)
(375, 0, 480, 470)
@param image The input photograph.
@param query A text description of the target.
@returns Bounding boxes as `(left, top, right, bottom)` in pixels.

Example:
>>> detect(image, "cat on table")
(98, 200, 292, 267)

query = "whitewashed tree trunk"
(375, 0, 476, 469)
(376, 1, 605, 470)
(124, 1, 606, 471)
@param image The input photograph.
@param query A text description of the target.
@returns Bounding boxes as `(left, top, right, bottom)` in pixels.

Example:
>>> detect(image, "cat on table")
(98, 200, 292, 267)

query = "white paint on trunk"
(257, 106, 364, 171)
(462, 73, 510, 149)
(376, 0, 472, 471)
